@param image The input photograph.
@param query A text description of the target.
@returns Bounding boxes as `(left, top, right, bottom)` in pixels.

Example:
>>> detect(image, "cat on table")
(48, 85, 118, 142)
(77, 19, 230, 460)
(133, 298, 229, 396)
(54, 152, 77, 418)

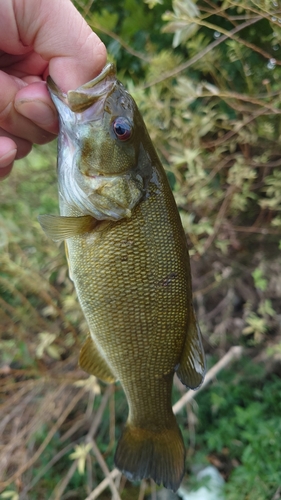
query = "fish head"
(48, 64, 153, 220)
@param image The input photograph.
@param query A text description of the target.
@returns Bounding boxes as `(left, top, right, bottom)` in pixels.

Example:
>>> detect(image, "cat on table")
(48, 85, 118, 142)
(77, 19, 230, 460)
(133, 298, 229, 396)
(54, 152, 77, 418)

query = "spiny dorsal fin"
(38, 214, 98, 241)
(176, 309, 206, 389)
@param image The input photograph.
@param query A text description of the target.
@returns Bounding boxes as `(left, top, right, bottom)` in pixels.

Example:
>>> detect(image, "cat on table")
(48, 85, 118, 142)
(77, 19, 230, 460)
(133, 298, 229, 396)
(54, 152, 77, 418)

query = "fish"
(38, 63, 206, 492)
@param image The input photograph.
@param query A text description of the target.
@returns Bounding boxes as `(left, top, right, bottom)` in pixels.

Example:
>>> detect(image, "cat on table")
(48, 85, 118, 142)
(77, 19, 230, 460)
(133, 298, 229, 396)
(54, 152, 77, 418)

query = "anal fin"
(176, 309, 206, 389)
(79, 333, 116, 384)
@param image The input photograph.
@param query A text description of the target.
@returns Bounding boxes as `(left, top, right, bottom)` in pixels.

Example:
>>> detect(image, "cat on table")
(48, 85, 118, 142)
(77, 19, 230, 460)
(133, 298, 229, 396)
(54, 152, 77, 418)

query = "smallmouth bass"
(39, 64, 206, 491)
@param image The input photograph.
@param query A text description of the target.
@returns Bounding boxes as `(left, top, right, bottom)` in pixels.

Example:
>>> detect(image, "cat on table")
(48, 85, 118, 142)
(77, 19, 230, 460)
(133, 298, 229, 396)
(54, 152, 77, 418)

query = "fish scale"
(39, 63, 206, 491)
(65, 175, 188, 384)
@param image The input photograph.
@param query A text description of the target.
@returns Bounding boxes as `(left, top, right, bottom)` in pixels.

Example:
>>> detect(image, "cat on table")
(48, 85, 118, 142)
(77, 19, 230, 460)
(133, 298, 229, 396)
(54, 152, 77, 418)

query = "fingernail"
(0, 149, 17, 169)
(16, 100, 57, 127)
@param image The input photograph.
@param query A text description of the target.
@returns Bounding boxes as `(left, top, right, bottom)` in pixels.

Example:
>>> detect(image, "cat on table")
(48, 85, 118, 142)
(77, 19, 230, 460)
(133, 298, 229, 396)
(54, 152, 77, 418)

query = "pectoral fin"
(176, 309, 206, 389)
(79, 333, 116, 384)
(38, 214, 98, 241)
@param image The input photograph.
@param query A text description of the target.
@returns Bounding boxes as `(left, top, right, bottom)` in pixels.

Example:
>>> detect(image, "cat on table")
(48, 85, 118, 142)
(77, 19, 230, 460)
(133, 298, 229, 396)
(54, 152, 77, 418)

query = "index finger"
(0, 0, 107, 91)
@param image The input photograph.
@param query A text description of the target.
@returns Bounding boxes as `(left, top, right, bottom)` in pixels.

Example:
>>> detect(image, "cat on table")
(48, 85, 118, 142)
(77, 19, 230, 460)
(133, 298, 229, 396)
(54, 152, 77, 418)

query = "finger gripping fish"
(39, 64, 206, 492)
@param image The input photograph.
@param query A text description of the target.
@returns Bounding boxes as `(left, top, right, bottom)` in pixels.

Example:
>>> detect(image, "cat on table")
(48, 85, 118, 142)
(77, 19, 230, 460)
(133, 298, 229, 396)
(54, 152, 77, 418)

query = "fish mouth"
(47, 63, 116, 113)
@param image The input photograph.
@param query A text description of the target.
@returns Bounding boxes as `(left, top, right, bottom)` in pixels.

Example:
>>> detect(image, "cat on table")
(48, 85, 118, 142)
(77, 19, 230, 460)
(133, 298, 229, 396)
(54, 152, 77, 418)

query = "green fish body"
(39, 64, 205, 491)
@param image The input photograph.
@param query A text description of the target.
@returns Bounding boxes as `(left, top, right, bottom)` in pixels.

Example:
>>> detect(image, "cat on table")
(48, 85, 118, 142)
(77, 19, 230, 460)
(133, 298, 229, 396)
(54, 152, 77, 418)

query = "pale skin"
(0, 0, 107, 178)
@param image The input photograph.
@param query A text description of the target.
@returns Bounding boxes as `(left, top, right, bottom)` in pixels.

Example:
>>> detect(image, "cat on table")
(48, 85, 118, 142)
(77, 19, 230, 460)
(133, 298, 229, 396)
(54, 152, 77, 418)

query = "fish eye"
(112, 117, 132, 141)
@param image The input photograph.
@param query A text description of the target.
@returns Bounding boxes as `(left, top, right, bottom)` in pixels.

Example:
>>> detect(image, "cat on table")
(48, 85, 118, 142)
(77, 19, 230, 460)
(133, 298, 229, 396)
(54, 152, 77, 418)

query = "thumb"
(0, 0, 107, 92)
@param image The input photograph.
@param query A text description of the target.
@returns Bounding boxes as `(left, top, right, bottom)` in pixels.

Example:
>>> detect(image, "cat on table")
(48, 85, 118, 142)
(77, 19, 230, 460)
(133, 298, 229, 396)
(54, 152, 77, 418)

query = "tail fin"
(114, 420, 185, 492)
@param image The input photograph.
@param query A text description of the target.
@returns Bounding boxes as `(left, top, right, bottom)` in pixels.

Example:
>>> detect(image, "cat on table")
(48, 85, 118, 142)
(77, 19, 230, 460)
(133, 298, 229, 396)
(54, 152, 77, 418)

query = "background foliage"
(1, 0, 281, 499)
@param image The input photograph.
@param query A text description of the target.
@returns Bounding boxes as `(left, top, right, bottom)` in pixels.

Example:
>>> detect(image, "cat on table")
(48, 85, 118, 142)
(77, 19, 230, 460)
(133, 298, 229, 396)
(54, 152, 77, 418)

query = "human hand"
(0, 0, 106, 178)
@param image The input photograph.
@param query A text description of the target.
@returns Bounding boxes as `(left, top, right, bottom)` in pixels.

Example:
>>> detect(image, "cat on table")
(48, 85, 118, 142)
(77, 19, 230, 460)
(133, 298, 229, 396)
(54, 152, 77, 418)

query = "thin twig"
(22, 386, 112, 499)
(108, 386, 115, 453)
(204, 106, 267, 148)
(90, 22, 152, 63)
(84, 469, 121, 500)
(0, 275, 49, 329)
(208, 90, 281, 115)
(193, 279, 223, 298)
(0, 388, 85, 490)
(138, 480, 147, 500)
(20, 441, 82, 498)
(228, 0, 281, 29)
(50, 386, 115, 499)
(0, 386, 64, 476)
(173, 346, 243, 414)
(271, 485, 281, 500)
(51, 460, 78, 500)
(59, 416, 88, 443)
(143, 17, 262, 88)
(203, 184, 237, 251)
(150, 479, 157, 500)
(88, 438, 121, 500)
(189, 16, 281, 66)
(251, 158, 281, 168)
(87, 385, 113, 439)
(86, 454, 94, 495)
(231, 225, 281, 235)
